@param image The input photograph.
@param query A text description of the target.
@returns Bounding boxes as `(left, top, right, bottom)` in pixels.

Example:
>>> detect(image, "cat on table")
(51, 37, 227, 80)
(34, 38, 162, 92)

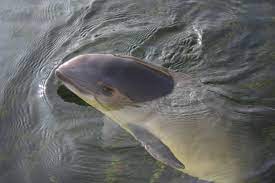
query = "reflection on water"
(0, 0, 275, 182)
(57, 85, 89, 106)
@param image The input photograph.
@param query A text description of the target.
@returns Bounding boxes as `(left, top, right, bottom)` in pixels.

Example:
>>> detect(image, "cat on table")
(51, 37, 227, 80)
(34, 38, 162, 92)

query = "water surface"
(0, 0, 275, 182)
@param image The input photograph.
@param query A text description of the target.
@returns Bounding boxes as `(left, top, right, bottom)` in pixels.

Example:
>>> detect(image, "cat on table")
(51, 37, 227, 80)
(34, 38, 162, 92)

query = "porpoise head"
(55, 54, 174, 110)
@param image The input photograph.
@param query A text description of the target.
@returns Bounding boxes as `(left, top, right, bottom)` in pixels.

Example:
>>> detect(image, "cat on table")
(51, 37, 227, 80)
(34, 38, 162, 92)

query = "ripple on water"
(1, 0, 275, 182)
(0, 0, 71, 24)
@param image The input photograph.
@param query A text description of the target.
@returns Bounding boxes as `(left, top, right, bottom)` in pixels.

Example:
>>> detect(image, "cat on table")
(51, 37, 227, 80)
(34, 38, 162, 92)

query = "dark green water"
(0, 0, 275, 182)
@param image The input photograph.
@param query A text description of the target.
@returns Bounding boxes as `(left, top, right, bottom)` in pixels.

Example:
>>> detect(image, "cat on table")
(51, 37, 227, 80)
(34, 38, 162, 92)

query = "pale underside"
(63, 73, 272, 183)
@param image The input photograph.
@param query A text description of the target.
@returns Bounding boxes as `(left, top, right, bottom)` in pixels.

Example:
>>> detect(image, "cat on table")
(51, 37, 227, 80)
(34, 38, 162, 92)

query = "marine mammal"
(56, 54, 274, 183)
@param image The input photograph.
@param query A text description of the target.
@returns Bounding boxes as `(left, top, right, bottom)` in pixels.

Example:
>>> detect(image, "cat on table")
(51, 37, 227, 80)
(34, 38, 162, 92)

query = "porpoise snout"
(55, 61, 80, 88)
(55, 67, 63, 79)
(55, 64, 70, 83)
(55, 58, 99, 95)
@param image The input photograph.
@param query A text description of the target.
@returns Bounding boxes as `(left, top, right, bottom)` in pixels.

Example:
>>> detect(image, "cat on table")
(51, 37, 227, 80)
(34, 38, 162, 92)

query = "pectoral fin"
(127, 123, 184, 170)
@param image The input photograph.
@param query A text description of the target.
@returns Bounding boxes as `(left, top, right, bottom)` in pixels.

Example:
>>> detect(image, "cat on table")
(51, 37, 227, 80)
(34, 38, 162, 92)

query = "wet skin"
(56, 54, 273, 183)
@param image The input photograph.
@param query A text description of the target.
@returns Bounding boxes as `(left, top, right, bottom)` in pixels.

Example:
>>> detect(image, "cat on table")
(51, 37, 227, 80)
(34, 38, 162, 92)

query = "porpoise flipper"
(127, 123, 185, 170)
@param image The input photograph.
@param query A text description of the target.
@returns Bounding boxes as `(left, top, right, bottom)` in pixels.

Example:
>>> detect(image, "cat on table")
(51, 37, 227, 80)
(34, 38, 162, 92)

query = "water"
(0, 0, 275, 182)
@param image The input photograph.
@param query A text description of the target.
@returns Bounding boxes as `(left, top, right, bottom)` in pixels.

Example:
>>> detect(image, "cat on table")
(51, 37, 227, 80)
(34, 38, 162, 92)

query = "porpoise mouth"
(55, 67, 95, 95)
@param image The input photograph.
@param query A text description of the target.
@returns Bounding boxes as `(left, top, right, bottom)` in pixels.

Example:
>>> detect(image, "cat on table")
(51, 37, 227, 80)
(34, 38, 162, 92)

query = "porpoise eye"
(100, 84, 114, 96)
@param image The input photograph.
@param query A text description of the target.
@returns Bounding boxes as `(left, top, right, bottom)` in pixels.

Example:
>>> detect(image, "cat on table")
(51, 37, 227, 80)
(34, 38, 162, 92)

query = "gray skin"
(56, 54, 275, 183)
